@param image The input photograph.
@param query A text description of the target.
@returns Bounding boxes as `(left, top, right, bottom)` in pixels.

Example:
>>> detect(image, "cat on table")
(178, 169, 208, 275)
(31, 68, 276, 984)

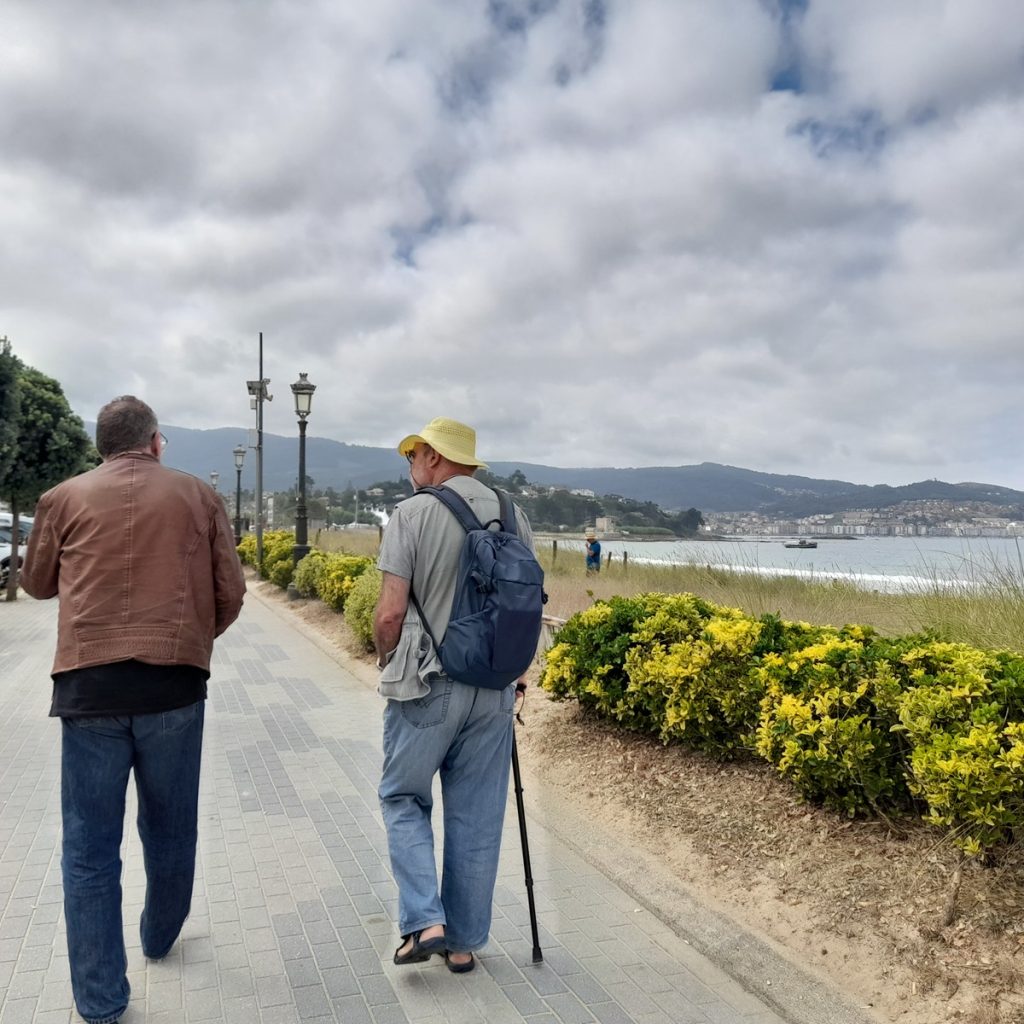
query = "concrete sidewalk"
(0, 590, 865, 1024)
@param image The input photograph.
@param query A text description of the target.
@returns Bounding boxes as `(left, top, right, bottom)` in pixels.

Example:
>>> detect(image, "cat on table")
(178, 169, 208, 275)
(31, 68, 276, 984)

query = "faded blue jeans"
(61, 702, 205, 1024)
(379, 679, 515, 953)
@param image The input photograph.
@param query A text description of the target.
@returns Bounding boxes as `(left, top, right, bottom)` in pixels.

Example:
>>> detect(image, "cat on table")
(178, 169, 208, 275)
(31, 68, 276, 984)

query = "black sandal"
(444, 950, 475, 974)
(393, 929, 446, 965)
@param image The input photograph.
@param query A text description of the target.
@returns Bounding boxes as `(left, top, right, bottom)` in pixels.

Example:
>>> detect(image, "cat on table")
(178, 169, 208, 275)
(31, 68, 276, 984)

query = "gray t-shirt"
(377, 475, 535, 643)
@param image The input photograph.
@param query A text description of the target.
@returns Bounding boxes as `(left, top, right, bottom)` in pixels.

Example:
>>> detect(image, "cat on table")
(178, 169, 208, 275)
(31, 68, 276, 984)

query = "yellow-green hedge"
(344, 568, 382, 651)
(293, 549, 330, 597)
(541, 593, 1024, 859)
(292, 551, 373, 611)
(237, 530, 295, 587)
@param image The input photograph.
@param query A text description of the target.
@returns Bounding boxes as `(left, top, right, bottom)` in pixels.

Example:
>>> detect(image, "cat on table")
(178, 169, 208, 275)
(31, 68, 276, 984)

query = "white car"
(0, 516, 32, 589)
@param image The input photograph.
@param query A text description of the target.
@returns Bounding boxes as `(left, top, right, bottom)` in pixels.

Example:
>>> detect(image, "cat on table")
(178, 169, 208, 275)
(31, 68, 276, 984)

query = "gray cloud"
(2, 0, 1023, 489)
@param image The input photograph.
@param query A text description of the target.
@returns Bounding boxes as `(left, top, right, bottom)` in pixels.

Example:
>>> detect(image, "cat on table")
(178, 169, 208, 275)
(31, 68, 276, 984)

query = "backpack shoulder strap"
(417, 485, 484, 534)
(419, 484, 519, 536)
(495, 488, 519, 538)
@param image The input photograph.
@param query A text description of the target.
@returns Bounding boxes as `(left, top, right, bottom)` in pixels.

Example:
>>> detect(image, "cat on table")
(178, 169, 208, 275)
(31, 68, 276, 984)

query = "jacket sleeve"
(210, 499, 246, 637)
(20, 494, 60, 600)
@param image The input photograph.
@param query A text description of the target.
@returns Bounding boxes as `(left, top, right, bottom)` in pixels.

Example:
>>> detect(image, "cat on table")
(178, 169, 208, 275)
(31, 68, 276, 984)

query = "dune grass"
(314, 528, 380, 559)
(902, 547, 1024, 653)
(538, 549, 920, 632)
(312, 529, 1024, 654)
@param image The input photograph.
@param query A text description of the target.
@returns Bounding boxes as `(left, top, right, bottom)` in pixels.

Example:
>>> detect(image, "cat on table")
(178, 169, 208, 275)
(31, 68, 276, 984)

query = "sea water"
(549, 535, 1024, 594)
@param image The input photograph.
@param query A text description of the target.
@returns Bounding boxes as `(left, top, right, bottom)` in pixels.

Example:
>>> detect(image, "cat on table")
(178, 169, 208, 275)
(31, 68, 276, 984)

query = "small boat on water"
(784, 539, 818, 549)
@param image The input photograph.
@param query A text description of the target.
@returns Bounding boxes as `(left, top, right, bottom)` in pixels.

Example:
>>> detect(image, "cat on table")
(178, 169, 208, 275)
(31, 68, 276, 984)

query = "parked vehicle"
(0, 516, 33, 589)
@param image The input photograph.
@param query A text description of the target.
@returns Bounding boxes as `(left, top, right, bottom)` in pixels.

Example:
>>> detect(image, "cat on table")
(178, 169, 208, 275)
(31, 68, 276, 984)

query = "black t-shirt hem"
(50, 659, 210, 719)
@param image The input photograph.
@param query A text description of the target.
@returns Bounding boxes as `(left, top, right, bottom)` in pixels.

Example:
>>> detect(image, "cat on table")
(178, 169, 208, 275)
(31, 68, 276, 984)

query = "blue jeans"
(61, 702, 205, 1024)
(379, 679, 514, 953)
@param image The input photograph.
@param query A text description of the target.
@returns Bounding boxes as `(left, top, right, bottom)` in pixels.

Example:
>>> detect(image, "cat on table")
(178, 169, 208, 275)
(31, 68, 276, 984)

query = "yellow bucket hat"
(398, 417, 489, 469)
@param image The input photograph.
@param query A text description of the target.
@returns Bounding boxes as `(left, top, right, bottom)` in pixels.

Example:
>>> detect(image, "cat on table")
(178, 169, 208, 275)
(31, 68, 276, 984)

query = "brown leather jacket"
(22, 452, 246, 674)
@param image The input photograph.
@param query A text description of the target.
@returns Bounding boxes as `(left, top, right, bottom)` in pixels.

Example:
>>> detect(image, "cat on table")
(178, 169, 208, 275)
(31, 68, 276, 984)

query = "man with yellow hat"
(373, 417, 535, 974)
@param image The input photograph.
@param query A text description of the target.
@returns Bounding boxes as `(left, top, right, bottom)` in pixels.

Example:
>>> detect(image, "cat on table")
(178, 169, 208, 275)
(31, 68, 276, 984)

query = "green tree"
(0, 338, 19, 483)
(1, 364, 93, 600)
(676, 507, 705, 534)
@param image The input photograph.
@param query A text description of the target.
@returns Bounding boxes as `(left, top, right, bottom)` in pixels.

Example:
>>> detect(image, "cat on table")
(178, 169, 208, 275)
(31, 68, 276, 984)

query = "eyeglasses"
(155, 432, 168, 451)
(405, 451, 415, 464)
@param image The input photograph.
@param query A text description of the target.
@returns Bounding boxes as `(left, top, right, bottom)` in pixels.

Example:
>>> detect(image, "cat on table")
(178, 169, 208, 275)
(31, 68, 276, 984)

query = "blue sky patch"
(792, 110, 889, 159)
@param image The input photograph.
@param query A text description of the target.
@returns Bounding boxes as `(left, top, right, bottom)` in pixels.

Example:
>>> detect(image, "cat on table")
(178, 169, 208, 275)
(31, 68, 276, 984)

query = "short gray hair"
(96, 396, 159, 458)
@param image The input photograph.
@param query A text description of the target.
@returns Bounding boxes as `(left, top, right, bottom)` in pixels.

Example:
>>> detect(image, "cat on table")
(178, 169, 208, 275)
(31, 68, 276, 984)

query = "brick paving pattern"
(0, 591, 797, 1024)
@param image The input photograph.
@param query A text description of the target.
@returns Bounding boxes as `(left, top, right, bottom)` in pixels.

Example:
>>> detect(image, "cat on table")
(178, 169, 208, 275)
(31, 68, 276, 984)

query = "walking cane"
(511, 727, 543, 963)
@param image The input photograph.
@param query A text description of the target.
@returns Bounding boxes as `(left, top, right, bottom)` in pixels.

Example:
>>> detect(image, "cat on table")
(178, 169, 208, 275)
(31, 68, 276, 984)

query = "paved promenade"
(0, 589, 865, 1024)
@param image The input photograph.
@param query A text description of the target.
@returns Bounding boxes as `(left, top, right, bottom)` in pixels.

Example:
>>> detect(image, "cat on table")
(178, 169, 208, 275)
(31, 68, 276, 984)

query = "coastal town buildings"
(702, 500, 1024, 538)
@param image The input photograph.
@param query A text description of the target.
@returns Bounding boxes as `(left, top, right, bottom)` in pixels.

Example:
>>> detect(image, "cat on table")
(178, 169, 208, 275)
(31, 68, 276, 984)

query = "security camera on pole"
(245, 332, 272, 568)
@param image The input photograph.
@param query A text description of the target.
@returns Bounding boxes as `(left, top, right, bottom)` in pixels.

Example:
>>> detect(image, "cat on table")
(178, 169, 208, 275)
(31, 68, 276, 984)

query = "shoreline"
(534, 531, 719, 543)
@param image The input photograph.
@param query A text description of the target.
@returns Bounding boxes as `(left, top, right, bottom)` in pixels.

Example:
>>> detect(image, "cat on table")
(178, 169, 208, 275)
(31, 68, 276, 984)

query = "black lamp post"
(232, 444, 246, 546)
(290, 372, 316, 564)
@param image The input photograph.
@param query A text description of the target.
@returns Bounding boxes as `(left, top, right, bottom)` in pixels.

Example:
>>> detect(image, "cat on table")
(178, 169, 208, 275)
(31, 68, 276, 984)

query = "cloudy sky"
(3, 1, 1023, 487)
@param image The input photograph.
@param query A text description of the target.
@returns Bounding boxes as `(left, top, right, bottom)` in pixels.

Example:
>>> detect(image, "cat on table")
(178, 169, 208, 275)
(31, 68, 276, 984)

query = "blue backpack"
(413, 485, 546, 690)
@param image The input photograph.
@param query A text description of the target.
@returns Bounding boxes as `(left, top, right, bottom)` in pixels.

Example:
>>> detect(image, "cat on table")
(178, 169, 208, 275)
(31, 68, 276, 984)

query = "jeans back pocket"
(399, 678, 454, 729)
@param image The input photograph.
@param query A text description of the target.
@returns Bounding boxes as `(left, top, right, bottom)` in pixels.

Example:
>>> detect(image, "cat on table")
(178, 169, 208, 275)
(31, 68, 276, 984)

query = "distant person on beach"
(373, 416, 534, 974)
(585, 530, 602, 573)
(21, 395, 246, 1024)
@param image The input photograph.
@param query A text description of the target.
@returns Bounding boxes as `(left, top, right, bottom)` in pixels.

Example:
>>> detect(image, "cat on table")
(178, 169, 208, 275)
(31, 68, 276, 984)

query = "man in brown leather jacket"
(22, 395, 245, 1024)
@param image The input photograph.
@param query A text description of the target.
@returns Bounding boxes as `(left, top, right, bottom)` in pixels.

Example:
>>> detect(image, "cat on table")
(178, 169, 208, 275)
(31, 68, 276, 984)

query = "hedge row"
(237, 530, 297, 587)
(236, 532, 381, 651)
(541, 592, 1024, 859)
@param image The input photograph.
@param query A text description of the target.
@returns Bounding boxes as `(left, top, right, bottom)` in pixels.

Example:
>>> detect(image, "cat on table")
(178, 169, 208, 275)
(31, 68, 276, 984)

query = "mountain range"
(88, 423, 1024, 517)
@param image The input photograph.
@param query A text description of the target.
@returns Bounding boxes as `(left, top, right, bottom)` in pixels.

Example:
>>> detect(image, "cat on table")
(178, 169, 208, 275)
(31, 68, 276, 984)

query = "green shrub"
(543, 593, 767, 753)
(542, 595, 655, 729)
(628, 604, 766, 755)
(318, 554, 374, 611)
(267, 556, 294, 589)
(344, 568, 382, 651)
(293, 550, 330, 598)
(237, 533, 258, 567)
(259, 531, 295, 582)
(893, 643, 1024, 856)
(754, 630, 911, 816)
(543, 588, 1024, 858)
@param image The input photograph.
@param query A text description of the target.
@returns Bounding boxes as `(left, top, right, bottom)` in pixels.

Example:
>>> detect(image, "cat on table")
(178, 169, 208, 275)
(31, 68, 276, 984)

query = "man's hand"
(514, 678, 527, 710)
(373, 572, 411, 667)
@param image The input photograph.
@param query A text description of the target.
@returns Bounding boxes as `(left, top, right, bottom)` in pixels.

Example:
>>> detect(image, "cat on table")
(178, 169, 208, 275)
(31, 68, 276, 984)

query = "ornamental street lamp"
(232, 444, 246, 546)
(290, 372, 317, 564)
(209, 471, 219, 491)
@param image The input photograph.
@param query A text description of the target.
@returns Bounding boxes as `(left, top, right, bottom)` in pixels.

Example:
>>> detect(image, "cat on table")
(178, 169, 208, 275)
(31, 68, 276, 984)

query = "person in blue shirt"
(585, 531, 601, 574)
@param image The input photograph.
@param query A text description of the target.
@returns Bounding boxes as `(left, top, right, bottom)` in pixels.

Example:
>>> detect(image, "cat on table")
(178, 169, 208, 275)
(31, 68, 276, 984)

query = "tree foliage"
(479, 469, 705, 536)
(0, 338, 19, 483)
(1, 359, 93, 599)
(0, 366, 92, 508)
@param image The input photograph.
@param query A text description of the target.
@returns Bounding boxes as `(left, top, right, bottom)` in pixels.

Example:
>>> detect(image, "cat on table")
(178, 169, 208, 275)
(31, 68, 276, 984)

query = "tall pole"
(294, 417, 309, 563)
(256, 333, 265, 568)
(234, 465, 243, 546)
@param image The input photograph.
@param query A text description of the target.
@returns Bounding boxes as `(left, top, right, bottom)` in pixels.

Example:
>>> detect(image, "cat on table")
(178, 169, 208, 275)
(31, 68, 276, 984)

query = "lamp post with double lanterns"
(232, 444, 246, 546)
(290, 372, 316, 564)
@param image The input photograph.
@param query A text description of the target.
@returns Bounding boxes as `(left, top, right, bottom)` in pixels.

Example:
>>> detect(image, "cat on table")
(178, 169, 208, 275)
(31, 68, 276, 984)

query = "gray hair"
(96, 396, 159, 458)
